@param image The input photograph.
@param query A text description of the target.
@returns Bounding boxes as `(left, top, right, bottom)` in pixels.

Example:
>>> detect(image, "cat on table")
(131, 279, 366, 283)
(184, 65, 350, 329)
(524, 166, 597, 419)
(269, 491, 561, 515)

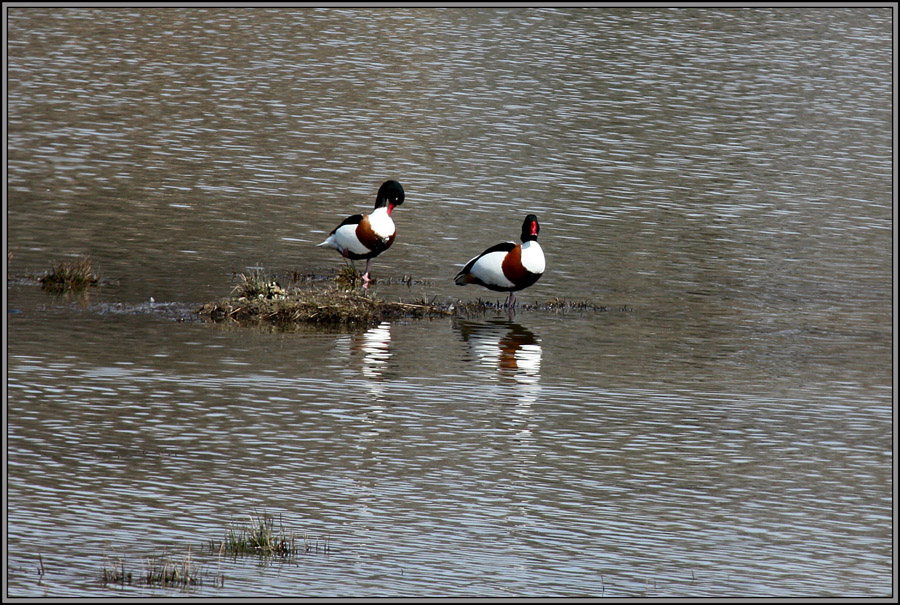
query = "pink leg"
(362, 258, 372, 288)
(507, 291, 516, 308)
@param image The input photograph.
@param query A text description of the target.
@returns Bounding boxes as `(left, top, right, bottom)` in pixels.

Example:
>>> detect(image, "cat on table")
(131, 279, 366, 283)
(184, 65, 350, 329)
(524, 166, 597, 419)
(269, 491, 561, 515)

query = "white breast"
(367, 206, 395, 239)
(520, 240, 545, 274)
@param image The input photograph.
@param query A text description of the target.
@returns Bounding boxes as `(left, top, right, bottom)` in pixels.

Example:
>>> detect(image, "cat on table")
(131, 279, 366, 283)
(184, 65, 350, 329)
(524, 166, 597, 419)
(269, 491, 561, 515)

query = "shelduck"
(454, 214, 545, 308)
(317, 180, 405, 285)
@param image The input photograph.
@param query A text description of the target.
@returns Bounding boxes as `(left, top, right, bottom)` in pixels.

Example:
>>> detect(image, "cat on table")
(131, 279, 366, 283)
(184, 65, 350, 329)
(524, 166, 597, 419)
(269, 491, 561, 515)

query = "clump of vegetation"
(39, 256, 99, 293)
(231, 270, 287, 300)
(200, 269, 621, 329)
(101, 555, 131, 586)
(200, 277, 450, 329)
(209, 511, 328, 558)
(334, 263, 363, 289)
(218, 511, 298, 557)
(139, 553, 204, 588)
(97, 512, 332, 591)
(101, 549, 220, 590)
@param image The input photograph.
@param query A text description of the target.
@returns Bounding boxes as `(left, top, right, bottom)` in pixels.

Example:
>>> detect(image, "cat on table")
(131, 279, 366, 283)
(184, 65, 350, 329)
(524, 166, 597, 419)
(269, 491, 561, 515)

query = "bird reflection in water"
(355, 322, 392, 381)
(455, 317, 541, 461)
(336, 321, 392, 409)
(455, 318, 542, 386)
(335, 323, 393, 505)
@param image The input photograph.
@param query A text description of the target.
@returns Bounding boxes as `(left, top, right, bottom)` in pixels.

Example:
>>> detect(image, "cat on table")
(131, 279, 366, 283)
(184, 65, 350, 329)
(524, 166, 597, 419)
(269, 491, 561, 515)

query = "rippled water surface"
(6, 7, 893, 598)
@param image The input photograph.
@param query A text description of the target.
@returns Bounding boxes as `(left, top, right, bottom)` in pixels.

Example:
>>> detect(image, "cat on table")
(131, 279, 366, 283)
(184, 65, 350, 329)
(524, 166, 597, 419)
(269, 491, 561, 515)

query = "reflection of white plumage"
(359, 322, 391, 380)
(455, 319, 542, 384)
(512, 343, 542, 384)
(336, 322, 392, 406)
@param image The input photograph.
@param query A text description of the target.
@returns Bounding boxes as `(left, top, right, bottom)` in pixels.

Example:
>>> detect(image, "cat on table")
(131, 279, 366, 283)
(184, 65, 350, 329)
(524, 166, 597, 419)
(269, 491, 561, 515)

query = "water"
(6, 7, 893, 598)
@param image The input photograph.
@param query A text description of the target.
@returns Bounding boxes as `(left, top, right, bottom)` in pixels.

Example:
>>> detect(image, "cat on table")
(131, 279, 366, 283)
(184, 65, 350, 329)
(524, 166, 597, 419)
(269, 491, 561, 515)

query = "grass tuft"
(208, 511, 328, 558)
(101, 548, 219, 590)
(140, 552, 203, 588)
(334, 263, 363, 289)
(231, 270, 287, 301)
(101, 555, 132, 586)
(39, 256, 99, 292)
(98, 511, 331, 591)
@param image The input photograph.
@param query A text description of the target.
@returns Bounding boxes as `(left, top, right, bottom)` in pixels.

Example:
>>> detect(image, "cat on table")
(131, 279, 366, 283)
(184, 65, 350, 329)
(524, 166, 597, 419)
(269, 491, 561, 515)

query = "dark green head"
(375, 180, 405, 213)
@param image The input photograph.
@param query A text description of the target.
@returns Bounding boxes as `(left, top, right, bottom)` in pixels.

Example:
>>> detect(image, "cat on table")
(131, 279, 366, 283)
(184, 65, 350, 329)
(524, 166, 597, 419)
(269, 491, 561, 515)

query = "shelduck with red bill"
(317, 180, 405, 285)
(454, 214, 545, 308)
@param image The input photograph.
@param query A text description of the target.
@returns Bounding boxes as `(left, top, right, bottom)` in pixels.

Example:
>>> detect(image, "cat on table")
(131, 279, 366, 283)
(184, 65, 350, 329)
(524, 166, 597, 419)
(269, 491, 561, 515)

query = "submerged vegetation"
(98, 512, 327, 591)
(101, 548, 221, 590)
(39, 256, 100, 293)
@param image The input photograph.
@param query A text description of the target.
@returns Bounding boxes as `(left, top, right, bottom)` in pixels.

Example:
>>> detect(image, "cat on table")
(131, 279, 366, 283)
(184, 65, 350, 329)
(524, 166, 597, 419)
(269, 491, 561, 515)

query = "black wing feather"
(329, 213, 364, 235)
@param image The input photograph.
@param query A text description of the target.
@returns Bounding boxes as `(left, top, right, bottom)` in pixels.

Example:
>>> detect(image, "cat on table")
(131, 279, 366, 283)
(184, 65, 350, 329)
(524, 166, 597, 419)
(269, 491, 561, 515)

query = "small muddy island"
(197, 277, 452, 328)
(196, 268, 612, 329)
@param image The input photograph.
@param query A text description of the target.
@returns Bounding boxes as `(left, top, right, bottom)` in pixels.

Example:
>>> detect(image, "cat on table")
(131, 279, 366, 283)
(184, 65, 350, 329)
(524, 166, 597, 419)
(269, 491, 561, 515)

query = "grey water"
(6, 7, 893, 598)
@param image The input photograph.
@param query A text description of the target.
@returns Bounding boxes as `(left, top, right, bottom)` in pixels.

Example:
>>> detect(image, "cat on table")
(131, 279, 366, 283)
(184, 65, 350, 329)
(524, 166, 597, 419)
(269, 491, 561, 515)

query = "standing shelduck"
(317, 180, 405, 285)
(454, 214, 545, 308)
